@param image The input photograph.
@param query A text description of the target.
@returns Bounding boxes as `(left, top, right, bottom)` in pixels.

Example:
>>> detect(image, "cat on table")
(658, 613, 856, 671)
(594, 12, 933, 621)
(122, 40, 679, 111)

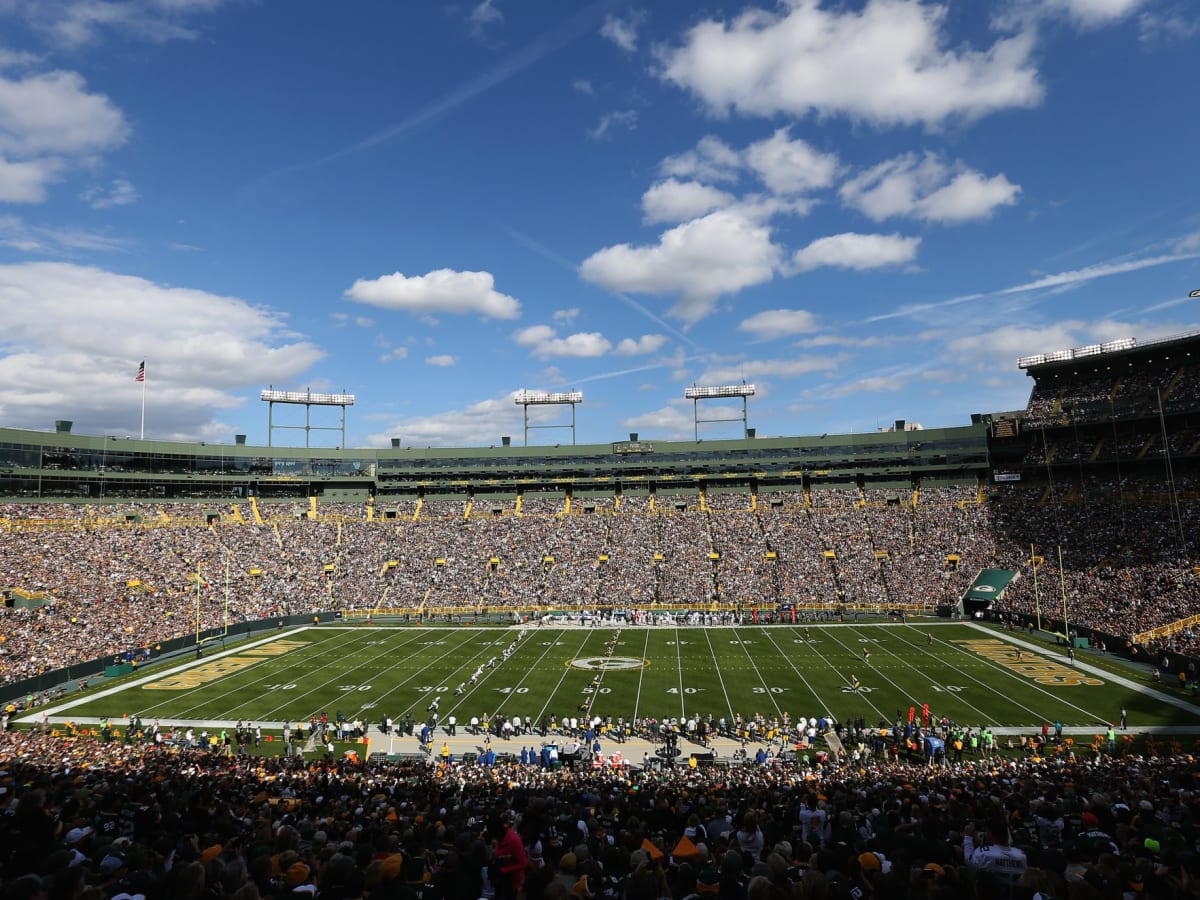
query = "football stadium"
(3, 332, 1200, 898)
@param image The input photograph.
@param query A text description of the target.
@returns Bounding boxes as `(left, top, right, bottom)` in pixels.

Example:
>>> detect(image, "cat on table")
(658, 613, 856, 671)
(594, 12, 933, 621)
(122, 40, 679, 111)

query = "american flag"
(135, 361, 145, 382)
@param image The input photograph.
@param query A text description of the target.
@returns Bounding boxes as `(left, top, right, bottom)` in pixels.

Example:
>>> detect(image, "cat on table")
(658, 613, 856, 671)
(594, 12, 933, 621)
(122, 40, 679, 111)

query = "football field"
(28, 621, 1200, 735)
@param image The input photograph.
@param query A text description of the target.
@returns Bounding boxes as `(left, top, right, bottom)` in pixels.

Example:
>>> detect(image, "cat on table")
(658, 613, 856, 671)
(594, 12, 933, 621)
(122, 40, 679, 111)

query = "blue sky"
(0, 0, 1197, 448)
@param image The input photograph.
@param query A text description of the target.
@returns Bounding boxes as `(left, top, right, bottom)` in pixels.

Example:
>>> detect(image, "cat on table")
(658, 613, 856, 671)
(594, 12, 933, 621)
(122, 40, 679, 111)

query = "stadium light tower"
(261, 387, 356, 448)
(514, 389, 583, 446)
(684, 383, 756, 441)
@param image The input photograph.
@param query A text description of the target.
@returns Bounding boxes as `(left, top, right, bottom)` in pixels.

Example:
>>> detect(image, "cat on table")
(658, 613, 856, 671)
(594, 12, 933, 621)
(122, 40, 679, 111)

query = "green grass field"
(33, 622, 1200, 735)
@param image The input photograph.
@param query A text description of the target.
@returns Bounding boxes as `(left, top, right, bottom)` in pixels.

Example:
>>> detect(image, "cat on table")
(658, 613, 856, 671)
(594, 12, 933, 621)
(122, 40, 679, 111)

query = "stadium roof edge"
(1018, 329, 1200, 375)
(0, 421, 987, 459)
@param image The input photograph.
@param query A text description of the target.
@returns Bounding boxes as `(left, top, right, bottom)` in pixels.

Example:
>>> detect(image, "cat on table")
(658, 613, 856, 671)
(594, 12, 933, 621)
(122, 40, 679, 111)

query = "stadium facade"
(0, 421, 992, 502)
(3, 330, 1197, 504)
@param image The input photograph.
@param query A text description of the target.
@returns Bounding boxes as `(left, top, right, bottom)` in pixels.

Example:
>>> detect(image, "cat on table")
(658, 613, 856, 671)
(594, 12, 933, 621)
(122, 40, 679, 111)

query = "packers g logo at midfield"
(568, 656, 649, 671)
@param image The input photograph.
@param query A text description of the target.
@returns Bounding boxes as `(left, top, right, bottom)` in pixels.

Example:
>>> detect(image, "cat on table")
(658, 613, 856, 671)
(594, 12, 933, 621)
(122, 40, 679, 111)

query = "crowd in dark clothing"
(2, 728, 1199, 900)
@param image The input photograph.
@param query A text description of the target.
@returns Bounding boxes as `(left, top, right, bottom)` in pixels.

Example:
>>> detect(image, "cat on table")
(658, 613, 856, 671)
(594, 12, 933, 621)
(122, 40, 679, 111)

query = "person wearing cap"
(285, 861, 315, 894)
(1077, 811, 1118, 857)
(858, 851, 886, 877)
(553, 851, 579, 893)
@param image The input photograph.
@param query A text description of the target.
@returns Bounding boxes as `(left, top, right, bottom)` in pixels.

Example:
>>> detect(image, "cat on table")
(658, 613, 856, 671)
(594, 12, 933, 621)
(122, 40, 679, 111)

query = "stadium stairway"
(823, 731, 846, 757)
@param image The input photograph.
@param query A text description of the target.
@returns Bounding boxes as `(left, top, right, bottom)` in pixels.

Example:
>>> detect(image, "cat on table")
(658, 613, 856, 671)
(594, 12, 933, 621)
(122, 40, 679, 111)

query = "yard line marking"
(772, 628, 849, 720)
(574, 627, 616, 714)
(21, 628, 312, 723)
(342, 629, 486, 724)
(855, 625, 997, 724)
(829, 622, 1101, 727)
(228, 627, 430, 721)
(701, 627, 735, 722)
(116, 627, 353, 722)
(731, 630, 783, 720)
(787, 626, 889, 722)
(532, 630, 595, 727)
(757, 627, 854, 718)
(675, 627, 686, 719)
(484, 632, 566, 720)
(632, 628, 650, 722)
(817, 626, 912, 721)
(236, 627, 432, 723)
(962, 623, 1200, 720)
(918, 624, 1115, 725)
(428, 633, 523, 717)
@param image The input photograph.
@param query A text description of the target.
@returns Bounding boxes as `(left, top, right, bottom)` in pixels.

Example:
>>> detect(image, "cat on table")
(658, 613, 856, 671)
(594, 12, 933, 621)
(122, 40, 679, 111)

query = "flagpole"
(140, 362, 146, 440)
(1031, 544, 1042, 632)
(1057, 544, 1070, 645)
(195, 559, 202, 658)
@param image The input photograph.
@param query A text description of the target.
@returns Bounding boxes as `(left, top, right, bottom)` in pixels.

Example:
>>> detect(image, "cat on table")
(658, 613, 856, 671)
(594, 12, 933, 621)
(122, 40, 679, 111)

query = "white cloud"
(1010, 0, 1146, 28)
(79, 176, 139, 209)
(11, 0, 229, 48)
(659, 135, 742, 183)
(641, 178, 736, 225)
(425, 354, 458, 367)
(738, 308, 820, 339)
(514, 325, 613, 359)
(601, 12, 643, 52)
(840, 152, 1020, 223)
(367, 391, 546, 448)
(867, 249, 1200, 323)
(0, 50, 41, 69)
(513, 324, 555, 345)
(615, 334, 668, 355)
(1055, 0, 1145, 24)
(354, 316, 374, 328)
(743, 129, 839, 195)
(470, 0, 503, 26)
(696, 354, 848, 385)
(1175, 231, 1200, 253)
(647, 132, 835, 224)
(0, 262, 324, 438)
(0, 69, 128, 155)
(580, 209, 782, 324)
(1138, 8, 1200, 45)
(552, 307, 580, 324)
(792, 232, 921, 272)
(589, 108, 638, 140)
(379, 346, 409, 364)
(0, 155, 61, 203)
(345, 268, 521, 319)
(572, 78, 594, 95)
(656, 0, 1042, 127)
(918, 367, 967, 383)
(943, 318, 1185, 362)
(830, 373, 910, 396)
(0, 68, 129, 204)
(794, 333, 894, 349)
(542, 333, 614, 357)
(0, 214, 128, 252)
(620, 403, 695, 440)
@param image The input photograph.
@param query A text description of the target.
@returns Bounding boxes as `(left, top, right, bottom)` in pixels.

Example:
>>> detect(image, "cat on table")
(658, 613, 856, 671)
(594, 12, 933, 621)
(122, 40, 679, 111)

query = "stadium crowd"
(1022, 363, 1200, 429)
(2, 726, 1199, 900)
(2, 467, 1199, 683)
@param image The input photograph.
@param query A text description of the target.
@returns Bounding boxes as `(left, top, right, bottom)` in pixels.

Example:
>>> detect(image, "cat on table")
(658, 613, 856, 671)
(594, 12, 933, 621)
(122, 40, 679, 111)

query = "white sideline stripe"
(16, 628, 311, 724)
